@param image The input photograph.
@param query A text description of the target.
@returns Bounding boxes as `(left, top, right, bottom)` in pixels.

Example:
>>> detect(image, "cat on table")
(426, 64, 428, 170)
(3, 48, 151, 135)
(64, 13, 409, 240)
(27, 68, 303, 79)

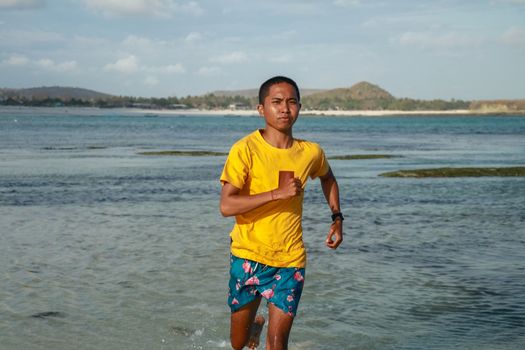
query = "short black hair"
(258, 76, 300, 105)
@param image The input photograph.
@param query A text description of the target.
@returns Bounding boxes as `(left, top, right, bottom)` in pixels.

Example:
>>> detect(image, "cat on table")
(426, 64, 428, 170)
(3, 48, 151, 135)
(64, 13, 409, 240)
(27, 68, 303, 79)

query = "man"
(220, 76, 343, 349)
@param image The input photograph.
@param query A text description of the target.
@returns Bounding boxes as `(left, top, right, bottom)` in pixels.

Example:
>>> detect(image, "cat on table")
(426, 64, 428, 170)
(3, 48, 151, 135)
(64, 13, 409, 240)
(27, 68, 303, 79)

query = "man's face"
(258, 82, 301, 133)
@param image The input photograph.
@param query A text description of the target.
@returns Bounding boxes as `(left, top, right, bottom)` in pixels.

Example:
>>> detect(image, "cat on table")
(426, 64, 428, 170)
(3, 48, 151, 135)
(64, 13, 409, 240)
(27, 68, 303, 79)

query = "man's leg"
(265, 303, 294, 350)
(230, 297, 263, 350)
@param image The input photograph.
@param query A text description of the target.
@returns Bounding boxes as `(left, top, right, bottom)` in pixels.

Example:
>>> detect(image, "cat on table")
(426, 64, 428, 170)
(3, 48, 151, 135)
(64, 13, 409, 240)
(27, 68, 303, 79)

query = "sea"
(1, 107, 524, 350)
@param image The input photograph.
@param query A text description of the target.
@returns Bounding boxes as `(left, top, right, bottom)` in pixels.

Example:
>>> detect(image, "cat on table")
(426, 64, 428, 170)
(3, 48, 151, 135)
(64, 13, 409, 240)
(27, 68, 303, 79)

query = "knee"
(266, 334, 288, 350)
(230, 338, 247, 350)
(230, 332, 250, 350)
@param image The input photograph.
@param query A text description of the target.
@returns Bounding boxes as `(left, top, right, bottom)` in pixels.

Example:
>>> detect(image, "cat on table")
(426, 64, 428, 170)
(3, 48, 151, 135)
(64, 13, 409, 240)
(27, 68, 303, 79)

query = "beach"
(0, 106, 475, 117)
(4, 105, 518, 118)
(113, 108, 476, 117)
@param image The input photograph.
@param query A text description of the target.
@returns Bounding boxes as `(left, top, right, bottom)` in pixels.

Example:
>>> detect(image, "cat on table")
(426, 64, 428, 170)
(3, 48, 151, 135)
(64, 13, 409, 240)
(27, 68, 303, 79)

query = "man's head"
(257, 76, 301, 134)
(258, 76, 300, 105)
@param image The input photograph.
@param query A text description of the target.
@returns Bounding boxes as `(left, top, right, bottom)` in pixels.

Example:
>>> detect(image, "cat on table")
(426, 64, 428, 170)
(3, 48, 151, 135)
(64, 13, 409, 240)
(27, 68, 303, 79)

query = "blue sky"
(1, 0, 524, 99)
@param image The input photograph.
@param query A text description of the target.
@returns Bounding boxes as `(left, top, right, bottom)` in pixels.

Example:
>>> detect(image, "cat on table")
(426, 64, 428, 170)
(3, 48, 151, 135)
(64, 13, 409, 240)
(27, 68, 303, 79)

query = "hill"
(302, 81, 396, 110)
(211, 82, 394, 110)
(0, 86, 112, 100)
(469, 99, 525, 113)
(1, 83, 523, 113)
(308, 81, 393, 101)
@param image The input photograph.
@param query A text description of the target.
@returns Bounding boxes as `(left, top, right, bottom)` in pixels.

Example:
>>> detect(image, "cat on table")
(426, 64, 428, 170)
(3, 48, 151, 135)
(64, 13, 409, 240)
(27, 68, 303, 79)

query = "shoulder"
(227, 131, 261, 164)
(230, 130, 259, 151)
(295, 138, 325, 155)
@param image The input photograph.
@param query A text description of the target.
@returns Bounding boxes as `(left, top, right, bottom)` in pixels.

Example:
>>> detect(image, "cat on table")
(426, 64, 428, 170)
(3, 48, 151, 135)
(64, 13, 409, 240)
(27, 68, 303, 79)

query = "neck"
(260, 128, 294, 149)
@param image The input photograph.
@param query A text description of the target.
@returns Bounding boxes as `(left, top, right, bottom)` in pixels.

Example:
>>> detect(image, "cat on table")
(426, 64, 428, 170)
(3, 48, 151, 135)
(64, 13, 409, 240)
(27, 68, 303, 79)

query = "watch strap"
(331, 212, 344, 222)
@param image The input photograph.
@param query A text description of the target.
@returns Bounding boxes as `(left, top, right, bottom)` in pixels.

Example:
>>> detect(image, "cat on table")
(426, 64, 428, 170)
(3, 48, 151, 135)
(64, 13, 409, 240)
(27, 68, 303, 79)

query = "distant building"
(169, 104, 189, 110)
(229, 103, 250, 110)
(131, 103, 155, 109)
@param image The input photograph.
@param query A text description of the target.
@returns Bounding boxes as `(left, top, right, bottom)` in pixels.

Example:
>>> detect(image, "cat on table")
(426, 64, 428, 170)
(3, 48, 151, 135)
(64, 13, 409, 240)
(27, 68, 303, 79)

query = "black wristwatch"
(331, 212, 344, 222)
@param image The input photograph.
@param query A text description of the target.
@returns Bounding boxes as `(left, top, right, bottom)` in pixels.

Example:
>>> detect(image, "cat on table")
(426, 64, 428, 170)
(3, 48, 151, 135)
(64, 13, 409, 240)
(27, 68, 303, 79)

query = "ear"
(257, 104, 264, 117)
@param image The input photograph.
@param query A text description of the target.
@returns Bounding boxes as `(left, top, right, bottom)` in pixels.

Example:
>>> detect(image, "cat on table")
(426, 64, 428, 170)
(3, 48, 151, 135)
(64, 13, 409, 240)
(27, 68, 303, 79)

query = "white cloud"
(0, 0, 45, 10)
(492, 0, 525, 4)
(144, 75, 159, 86)
(180, 1, 203, 16)
(185, 32, 202, 44)
(146, 63, 186, 74)
(162, 63, 186, 74)
(210, 51, 248, 64)
(502, 26, 525, 46)
(55, 61, 77, 71)
(197, 66, 220, 76)
(3, 54, 76, 71)
(122, 35, 154, 47)
(104, 55, 139, 74)
(104, 54, 186, 75)
(35, 58, 53, 68)
(72, 35, 110, 48)
(394, 31, 484, 49)
(0, 30, 64, 45)
(4, 53, 29, 65)
(333, 0, 359, 8)
(36, 58, 77, 71)
(122, 35, 170, 49)
(268, 54, 292, 63)
(83, 0, 203, 18)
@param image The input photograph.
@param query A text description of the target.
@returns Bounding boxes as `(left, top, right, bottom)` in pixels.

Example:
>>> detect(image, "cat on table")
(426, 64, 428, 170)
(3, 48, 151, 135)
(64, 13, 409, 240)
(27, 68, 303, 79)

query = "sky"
(0, 0, 524, 100)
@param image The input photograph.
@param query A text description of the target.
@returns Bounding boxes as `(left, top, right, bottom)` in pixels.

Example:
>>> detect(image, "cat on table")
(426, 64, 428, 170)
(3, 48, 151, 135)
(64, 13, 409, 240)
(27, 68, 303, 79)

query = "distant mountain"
(306, 81, 394, 101)
(0, 86, 112, 100)
(301, 81, 396, 110)
(2, 83, 522, 113)
(470, 99, 525, 113)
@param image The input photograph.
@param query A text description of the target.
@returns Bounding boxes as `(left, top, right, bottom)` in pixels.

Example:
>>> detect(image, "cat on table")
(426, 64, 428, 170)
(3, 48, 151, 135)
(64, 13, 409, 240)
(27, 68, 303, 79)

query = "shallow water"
(1, 107, 524, 349)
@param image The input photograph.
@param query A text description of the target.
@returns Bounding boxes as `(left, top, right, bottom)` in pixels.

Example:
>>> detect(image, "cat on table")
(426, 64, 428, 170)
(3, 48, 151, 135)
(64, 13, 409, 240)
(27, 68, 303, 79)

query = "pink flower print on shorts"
(293, 270, 304, 282)
(261, 289, 274, 299)
(245, 276, 260, 285)
(242, 260, 252, 273)
(228, 255, 305, 317)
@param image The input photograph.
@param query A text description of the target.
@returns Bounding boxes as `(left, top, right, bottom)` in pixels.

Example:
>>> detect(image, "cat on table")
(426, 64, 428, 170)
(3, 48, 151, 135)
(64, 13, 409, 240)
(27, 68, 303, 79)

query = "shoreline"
(129, 108, 492, 117)
(1, 105, 524, 117)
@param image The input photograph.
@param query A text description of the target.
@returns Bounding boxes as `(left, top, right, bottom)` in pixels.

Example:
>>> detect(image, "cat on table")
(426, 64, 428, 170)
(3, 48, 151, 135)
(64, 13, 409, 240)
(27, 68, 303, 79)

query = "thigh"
(266, 302, 294, 350)
(261, 267, 305, 318)
(230, 297, 261, 349)
(228, 255, 261, 312)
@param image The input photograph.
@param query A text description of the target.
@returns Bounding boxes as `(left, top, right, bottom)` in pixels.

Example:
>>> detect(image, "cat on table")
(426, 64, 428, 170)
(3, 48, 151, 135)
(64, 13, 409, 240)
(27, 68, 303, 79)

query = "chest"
(246, 147, 317, 190)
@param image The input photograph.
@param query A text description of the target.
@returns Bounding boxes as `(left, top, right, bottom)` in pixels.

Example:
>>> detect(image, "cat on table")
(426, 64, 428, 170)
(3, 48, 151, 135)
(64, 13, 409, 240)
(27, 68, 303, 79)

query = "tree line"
(1, 94, 471, 111)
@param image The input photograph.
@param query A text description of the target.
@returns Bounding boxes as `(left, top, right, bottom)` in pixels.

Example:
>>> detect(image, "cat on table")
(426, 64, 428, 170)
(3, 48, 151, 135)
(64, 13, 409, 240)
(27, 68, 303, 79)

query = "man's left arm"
(319, 168, 343, 249)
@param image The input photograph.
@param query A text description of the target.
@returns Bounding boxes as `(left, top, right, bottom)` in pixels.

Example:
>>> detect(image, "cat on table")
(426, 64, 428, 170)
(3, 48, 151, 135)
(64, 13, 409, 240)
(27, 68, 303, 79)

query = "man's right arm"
(219, 179, 302, 217)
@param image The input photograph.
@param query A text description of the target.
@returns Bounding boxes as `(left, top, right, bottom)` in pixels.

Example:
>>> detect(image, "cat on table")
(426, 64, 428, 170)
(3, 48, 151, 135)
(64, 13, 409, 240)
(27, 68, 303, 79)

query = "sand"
(131, 108, 474, 117)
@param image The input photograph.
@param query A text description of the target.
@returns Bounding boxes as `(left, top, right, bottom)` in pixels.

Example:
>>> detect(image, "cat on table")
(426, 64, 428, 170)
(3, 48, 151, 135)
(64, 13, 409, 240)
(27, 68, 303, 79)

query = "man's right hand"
(272, 177, 302, 200)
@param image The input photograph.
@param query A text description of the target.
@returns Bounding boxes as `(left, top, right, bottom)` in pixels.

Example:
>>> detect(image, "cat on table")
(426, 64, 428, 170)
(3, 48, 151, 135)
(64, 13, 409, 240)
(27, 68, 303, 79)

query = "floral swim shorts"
(228, 254, 305, 318)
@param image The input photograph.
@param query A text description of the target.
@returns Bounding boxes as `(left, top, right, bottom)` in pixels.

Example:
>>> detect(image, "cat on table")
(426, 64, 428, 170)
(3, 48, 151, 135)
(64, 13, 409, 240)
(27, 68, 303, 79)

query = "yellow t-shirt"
(220, 129, 330, 268)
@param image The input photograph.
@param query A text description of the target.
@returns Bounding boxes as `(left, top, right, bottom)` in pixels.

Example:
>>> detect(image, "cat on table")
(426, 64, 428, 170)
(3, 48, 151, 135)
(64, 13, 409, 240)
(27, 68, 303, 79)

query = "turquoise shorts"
(228, 255, 305, 317)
